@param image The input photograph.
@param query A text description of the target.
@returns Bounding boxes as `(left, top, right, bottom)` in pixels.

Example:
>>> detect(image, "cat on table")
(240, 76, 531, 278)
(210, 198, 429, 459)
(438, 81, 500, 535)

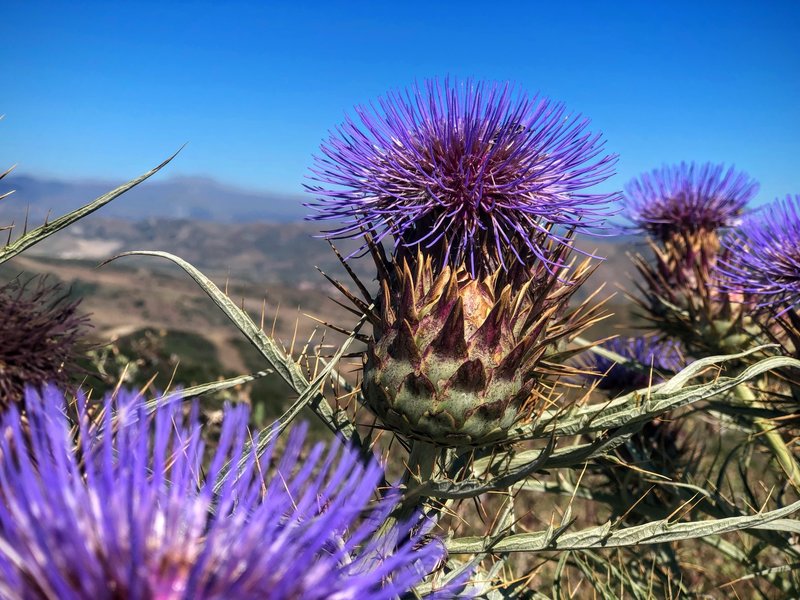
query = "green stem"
(378, 440, 441, 537)
(734, 383, 800, 492)
(405, 440, 440, 486)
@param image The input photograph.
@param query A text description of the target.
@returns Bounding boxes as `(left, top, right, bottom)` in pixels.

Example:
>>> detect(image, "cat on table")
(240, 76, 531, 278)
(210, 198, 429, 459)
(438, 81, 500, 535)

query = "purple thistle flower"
(718, 195, 800, 315)
(623, 162, 758, 240)
(0, 386, 462, 600)
(306, 78, 619, 276)
(577, 337, 685, 394)
(0, 277, 89, 404)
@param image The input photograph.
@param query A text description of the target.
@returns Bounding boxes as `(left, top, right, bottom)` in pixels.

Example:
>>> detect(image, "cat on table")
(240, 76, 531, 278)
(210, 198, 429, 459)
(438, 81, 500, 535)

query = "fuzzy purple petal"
(718, 195, 800, 315)
(306, 78, 619, 275)
(623, 162, 758, 240)
(0, 386, 462, 599)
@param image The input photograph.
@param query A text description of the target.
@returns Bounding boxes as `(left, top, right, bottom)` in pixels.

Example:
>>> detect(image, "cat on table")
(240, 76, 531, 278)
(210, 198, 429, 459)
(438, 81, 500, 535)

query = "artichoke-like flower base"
(349, 248, 603, 447)
(631, 230, 758, 356)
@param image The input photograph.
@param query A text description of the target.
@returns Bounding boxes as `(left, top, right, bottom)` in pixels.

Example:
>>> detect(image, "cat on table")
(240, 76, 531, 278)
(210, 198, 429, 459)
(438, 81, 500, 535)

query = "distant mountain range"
(1, 173, 309, 222)
(24, 217, 377, 286)
(1, 171, 643, 301)
(11, 215, 639, 311)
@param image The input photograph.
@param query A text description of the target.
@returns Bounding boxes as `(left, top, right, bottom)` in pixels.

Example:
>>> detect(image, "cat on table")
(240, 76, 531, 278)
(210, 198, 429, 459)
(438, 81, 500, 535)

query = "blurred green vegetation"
(229, 336, 330, 436)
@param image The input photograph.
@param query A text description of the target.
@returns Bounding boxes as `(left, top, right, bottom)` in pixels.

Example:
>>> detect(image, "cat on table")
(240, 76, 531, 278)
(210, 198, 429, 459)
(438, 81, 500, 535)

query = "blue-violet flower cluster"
(719, 195, 800, 315)
(0, 386, 458, 600)
(307, 78, 619, 275)
(623, 162, 758, 241)
(577, 337, 684, 394)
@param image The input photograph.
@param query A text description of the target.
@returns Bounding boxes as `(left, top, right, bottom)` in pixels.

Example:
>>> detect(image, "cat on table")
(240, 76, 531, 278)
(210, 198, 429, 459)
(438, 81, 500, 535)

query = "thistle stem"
(378, 441, 442, 538)
(405, 440, 440, 486)
(734, 383, 800, 493)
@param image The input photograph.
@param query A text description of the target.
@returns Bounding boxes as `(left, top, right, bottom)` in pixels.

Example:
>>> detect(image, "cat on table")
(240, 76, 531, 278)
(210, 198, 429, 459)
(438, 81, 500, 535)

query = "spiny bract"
(356, 248, 603, 447)
(623, 163, 760, 355)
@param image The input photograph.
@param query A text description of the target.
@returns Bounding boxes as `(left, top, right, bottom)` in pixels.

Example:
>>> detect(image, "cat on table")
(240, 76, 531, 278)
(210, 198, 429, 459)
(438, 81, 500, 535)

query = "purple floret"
(718, 195, 800, 315)
(306, 78, 619, 275)
(0, 386, 461, 599)
(623, 162, 758, 240)
(0, 277, 88, 402)
(578, 337, 685, 393)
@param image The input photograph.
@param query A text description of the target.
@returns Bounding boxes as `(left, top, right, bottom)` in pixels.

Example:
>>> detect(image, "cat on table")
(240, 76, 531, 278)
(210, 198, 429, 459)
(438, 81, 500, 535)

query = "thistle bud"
(623, 162, 759, 354)
(359, 247, 602, 447)
(308, 79, 617, 446)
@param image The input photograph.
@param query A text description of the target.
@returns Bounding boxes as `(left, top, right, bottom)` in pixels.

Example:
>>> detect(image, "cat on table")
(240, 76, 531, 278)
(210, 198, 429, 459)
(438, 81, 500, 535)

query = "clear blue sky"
(3, 1, 799, 205)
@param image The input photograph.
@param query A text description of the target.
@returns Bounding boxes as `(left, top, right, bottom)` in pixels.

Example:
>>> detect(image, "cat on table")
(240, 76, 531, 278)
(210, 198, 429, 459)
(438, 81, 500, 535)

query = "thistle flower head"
(0, 386, 459, 599)
(577, 337, 684, 394)
(718, 195, 800, 315)
(307, 78, 619, 276)
(623, 162, 758, 241)
(623, 164, 760, 353)
(0, 277, 88, 403)
(331, 240, 604, 447)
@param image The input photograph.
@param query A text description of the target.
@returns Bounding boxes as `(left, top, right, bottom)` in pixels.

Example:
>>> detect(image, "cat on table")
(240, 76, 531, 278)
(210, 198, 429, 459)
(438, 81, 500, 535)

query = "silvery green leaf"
(511, 350, 798, 440)
(104, 250, 362, 446)
(411, 437, 555, 499)
(446, 498, 800, 553)
(1, 151, 179, 264)
(144, 369, 273, 413)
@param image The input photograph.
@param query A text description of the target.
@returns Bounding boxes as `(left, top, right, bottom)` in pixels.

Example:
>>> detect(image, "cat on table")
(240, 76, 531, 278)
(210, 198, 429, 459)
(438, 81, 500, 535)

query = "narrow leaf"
(104, 250, 362, 445)
(0, 150, 180, 264)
